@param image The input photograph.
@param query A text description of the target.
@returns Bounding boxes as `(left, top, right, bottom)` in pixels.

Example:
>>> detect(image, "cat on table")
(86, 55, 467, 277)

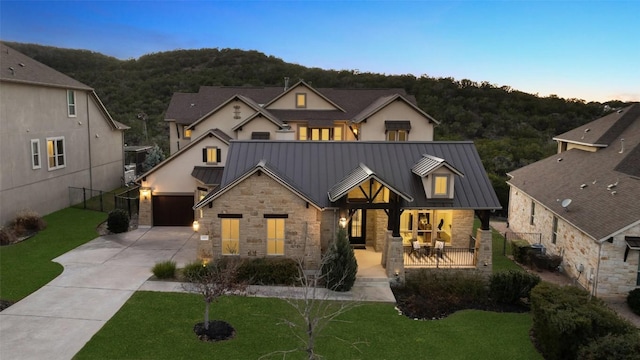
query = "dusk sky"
(1, 0, 638, 103)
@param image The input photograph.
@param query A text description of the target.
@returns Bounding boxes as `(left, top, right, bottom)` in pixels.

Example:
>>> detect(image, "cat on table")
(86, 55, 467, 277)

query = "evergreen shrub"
(489, 269, 540, 304)
(321, 228, 357, 292)
(107, 209, 129, 233)
(628, 288, 640, 316)
(237, 257, 298, 285)
(576, 333, 640, 360)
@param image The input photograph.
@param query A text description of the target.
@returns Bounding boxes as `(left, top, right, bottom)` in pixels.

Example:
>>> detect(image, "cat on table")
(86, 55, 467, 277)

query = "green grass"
(0, 208, 106, 301)
(491, 225, 522, 273)
(75, 292, 541, 360)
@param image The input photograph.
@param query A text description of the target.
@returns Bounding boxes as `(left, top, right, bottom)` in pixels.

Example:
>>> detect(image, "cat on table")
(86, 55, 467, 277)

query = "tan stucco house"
(507, 104, 640, 297)
(0, 44, 127, 225)
(138, 80, 439, 226)
(192, 141, 501, 278)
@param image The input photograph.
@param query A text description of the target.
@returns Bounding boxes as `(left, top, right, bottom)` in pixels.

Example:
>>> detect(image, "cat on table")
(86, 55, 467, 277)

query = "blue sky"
(1, 0, 638, 102)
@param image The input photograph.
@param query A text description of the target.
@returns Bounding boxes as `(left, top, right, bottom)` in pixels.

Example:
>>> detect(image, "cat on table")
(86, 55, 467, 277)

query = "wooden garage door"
(152, 195, 194, 226)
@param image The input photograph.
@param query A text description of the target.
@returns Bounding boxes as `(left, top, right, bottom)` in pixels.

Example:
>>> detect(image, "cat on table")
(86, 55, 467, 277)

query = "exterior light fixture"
(140, 187, 151, 200)
(192, 220, 200, 232)
(339, 217, 347, 228)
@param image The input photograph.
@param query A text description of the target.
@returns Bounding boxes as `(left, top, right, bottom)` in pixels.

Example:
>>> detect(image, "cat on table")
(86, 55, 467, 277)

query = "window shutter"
(217, 148, 221, 162)
(202, 148, 207, 162)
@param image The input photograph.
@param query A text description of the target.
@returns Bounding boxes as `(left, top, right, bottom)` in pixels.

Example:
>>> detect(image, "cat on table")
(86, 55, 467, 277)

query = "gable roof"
(352, 94, 440, 125)
(164, 83, 433, 126)
(191, 166, 224, 187)
(186, 94, 284, 131)
(197, 141, 501, 210)
(327, 163, 413, 202)
(508, 103, 640, 241)
(264, 80, 345, 112)
(412, 154, 464, 177)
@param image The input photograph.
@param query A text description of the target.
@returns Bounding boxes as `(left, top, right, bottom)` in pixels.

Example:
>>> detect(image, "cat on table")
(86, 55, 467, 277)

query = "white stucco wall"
(358, 100, 434, 141)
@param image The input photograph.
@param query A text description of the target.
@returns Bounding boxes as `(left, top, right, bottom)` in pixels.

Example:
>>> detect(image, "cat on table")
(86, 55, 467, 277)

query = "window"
(333, 126, 343, 141)
(433, 175, 449, 197)
(31, 139, 41, 169)
(221, 219, 240, 255)
(202, 147, 221, 164)
(387, 130, 408, 141)
(67, 90, 76, 117)
(298, 125, 308, 140)
(266, 217, 285, 255)
(552, 216, 558, 244)
(46, 137, 65, 170)
(184, 128, 192, 139)
(296, 93, 306, 108)
(530, 201, 536, 225)
(637, 253, 640, 286)
(299, 125, 340, 141)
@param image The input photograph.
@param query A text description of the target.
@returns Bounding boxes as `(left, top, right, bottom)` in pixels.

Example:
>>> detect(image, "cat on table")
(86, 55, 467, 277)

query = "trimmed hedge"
(530, 282, 636, 360)
(182, 260, 210, 282)
(489, 270, 540, 304)
(107, 209, 129, 233)
(511, 239, 531, 264)
(577, 333, 640, 360)
(237, 257, 299, 285)
(628, 288, 640, 316)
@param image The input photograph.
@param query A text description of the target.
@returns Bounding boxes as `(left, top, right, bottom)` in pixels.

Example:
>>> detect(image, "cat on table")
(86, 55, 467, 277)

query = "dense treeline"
(4, 41, 628, 213)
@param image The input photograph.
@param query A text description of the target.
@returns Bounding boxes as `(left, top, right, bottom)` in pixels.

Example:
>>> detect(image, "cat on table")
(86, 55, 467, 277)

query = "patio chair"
(410, 240, 422, 257)
(435, 240, 445, 259)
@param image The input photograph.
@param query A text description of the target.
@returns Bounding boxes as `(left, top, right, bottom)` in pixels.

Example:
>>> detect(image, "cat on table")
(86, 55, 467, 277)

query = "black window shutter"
(202, 148, 207, 162)
(216, 148, 221, 162)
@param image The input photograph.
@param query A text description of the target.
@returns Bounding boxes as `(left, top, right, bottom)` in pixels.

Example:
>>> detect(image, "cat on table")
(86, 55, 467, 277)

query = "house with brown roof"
(507, 104, 640, 297)
(192, 141, 500, 278)
(138, 80, 438, 226)
(0, 44, 127, 225)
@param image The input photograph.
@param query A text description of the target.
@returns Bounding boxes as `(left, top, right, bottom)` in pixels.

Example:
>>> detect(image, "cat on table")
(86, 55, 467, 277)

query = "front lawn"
(75, 292, 541, 359)
(0, 208, 106, 301)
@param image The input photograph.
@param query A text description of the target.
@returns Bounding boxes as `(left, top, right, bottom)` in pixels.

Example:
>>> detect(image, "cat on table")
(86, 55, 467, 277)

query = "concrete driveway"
(0, 227, 197, 360)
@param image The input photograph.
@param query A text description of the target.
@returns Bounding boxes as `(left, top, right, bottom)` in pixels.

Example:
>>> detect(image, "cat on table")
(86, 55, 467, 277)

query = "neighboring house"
(138, 80, 439, 226)
(0, 44, 128, 225)
(507, 104, 640, 297)
(191, 141, 501, 278)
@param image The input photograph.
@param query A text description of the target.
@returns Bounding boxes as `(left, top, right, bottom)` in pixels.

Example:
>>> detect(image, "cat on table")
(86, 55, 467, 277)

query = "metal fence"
(69, 186, 139, 216)
(404, 241, 477, 268)
(503, 231, 542, 255)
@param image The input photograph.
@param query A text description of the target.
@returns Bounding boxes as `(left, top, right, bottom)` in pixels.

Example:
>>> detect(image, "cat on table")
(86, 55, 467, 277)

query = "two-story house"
(507, 104, 640, 297)
(0, 44, 127, 225)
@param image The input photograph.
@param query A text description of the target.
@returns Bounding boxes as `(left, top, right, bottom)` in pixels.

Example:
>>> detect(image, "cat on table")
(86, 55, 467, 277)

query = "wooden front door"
(348, 209, 366, 248)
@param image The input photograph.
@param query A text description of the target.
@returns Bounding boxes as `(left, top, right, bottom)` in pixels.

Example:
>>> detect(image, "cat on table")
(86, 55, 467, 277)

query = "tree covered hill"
(4, 41, 627, 212)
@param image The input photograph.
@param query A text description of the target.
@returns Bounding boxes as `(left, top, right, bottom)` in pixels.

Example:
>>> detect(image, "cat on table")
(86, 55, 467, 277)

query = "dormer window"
(184, 128, 192, 139)
(433, 174, 450, 197)
(296, 93, 306, 108)
(385, 121, 410, 141)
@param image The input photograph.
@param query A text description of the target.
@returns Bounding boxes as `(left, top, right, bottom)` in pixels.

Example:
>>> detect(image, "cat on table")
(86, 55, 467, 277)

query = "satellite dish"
(561, 199, 572, 210)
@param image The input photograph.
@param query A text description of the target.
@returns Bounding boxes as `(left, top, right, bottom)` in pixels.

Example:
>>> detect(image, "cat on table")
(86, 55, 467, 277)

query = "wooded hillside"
(4, 41, 628, 213)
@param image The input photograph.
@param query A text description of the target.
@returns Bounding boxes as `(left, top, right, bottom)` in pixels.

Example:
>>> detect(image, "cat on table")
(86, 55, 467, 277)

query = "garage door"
(152, 195, 194, 226)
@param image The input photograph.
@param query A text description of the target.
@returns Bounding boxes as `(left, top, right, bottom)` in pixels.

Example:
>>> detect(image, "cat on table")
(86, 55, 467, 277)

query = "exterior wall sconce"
(192, 220, 200, 232)
(339, 217, 347, 228)
(140, 187, 151, 200)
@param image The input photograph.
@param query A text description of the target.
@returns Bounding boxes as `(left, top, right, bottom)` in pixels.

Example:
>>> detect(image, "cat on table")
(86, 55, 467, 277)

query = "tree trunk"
(204, 301, 210, 330)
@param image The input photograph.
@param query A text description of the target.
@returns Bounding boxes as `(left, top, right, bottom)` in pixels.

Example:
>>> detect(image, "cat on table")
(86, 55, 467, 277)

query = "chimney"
(284, 77, 290, 91)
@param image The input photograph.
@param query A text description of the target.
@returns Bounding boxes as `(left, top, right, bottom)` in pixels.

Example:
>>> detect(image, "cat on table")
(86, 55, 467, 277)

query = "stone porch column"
(475, 228, 493, 276)
(385, 231, 405, 283)
(138, 188, 152, 227)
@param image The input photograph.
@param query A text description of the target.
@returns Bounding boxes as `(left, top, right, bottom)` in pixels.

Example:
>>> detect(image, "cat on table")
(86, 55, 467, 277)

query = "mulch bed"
(193, 320, 236, 342)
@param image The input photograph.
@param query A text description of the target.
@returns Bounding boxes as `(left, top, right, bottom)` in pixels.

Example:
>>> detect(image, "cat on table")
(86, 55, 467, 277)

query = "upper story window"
(552, 216, 558, 244)
(385, 121, 410, 141)
(47, 137, 66, 170)
(387, 130, 408, 141)
(202, 146, 221, 164)
(298, 125, 343, 141)
(67, 90, 76, 117)
(433, 174, 449, 197)
(530, 201, 536, 225)
(183, 128, 192, 139)
(296, 93, 307, 108)
(31, 139, 41, 169)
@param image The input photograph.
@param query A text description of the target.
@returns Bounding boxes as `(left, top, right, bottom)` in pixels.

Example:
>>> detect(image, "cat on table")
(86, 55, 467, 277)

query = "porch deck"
(403, 246, 477, 268)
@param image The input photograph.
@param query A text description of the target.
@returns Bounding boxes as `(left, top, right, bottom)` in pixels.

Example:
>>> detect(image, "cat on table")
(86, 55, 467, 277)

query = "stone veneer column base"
(385, 231, 405, 283)
(475, 228, 493, 276)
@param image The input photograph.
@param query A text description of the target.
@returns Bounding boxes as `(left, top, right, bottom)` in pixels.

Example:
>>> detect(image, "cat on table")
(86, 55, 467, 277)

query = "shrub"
(489, 270, 540, 304)
(237, 257, 298, 285)
(321, 228, 357, 292)
(152, 260, 177, 279)
(511, 239, 531, 264)
(12, 210, 46, 236)
(628, 288, 640, 316)
(0, 227, 17, 245)
(183, 260, 211, 282)
(577, 333, 640, 360)
(530, 253, 563, 271)
(107, 209, 129, 233)
(530, 282, 635, 360)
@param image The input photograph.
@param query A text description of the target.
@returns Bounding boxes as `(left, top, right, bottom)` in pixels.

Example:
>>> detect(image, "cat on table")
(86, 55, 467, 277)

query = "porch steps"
(354, 276, 393, 286)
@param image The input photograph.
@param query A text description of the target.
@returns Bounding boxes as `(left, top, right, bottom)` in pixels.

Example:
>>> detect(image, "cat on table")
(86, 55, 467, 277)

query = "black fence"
(503, 231, 542, 255)
(69, 186, 139, 217)
(404, 241, 477, 268)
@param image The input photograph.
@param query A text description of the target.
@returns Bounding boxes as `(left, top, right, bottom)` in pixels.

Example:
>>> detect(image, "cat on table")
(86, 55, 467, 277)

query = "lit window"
(387, 130, 408, 141)
(203, 147, 220, 164)
(46, 137, 65, 170)
(334, 126, 343, 141)
(296, 93, 306, 108)
(267, 218, 285, 255)
(552, 216, 558, 244)
(433, 175, 449, 196)
(221, 219, 240, 255)
(67, 90, 76, 117)
(299, 125, 308, 140)
(31, 139, 41, 169)
(184, 128, 192, 139)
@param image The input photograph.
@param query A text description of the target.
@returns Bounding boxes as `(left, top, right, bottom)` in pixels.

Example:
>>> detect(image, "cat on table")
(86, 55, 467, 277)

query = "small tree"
(141, 144, 165, 172)
(321, 227, 357, 292)
(184, 258, 247, 341)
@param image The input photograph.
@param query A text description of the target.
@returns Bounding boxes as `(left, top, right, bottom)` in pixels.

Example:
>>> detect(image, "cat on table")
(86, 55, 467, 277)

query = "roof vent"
(580, 184, 587, 189)
(617, 109, 624, 113)
(561, 199, 572, 211)
(19, 63, 25, 67)
(8, 66, 14, 75)
(581, 128, 590, 139)
(619, 138, 625, 154)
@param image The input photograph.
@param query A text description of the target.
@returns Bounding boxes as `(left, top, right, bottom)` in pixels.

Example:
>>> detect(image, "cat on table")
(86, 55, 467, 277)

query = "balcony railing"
(403, 244, 477, 268)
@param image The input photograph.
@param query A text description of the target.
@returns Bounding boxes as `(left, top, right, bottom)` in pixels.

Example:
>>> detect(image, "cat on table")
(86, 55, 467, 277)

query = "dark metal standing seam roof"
(207, 141, 501, 210)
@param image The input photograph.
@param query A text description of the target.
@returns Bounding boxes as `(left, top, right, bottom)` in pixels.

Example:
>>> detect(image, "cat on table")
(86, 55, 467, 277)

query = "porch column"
(385, 230, 405, 283)
(138, 188, 152, 227)
(475, 228, 493, 276)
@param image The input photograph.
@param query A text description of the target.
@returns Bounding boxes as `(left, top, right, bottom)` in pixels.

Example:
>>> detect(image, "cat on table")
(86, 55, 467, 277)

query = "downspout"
(593, 242, 602, 297)
(86, 91, 93, 189)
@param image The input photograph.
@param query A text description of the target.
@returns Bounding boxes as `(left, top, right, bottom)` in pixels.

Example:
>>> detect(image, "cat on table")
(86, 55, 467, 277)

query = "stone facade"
(199, 172, 322, 269)
(509, 187, 640, 296)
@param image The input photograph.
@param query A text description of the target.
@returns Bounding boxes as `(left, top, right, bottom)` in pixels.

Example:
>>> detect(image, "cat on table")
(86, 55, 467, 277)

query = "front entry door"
(348, 209, 366, 248)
